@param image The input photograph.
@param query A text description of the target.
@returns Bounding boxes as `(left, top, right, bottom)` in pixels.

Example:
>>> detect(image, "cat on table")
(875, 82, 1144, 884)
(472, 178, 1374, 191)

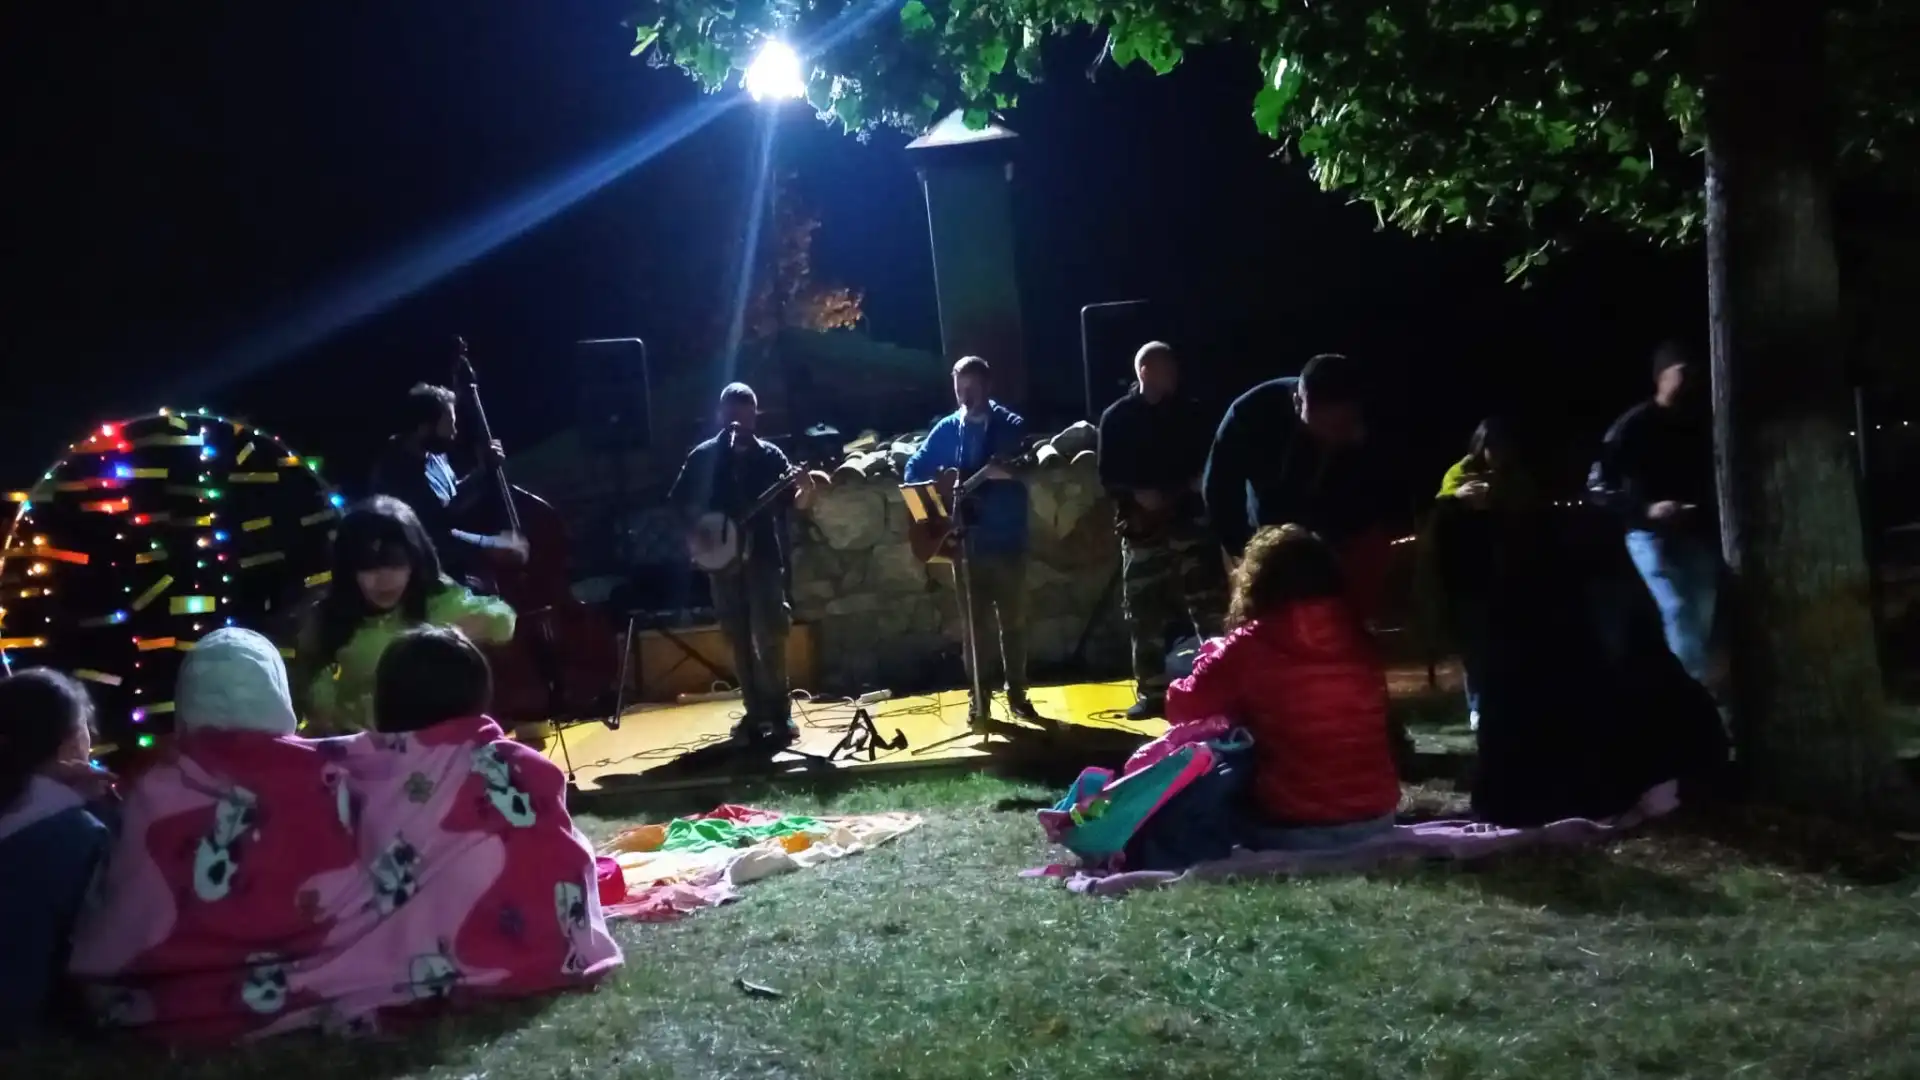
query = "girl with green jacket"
(295, 496, 515, 733)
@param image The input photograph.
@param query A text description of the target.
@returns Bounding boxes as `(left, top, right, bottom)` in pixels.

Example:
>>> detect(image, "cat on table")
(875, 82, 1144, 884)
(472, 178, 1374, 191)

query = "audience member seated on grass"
(1165, 525, 1402, 851)
(0, 669, 114, 1045)
(68, 625, 619, 1044)
(294, 496, 515, 734)
(68, 628, 363, 1042)
(1425, 421, 1726, 827)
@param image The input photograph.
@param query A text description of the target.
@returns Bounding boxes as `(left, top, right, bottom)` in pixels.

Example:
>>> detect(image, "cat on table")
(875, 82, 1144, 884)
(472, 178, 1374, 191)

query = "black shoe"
(732, 717, 799, 749)
(1125, 696, 1166, 722)
(1006, 693, 1054, 728)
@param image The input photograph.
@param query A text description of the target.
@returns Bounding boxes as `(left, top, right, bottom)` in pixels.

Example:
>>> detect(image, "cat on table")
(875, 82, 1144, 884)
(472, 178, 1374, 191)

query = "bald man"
(1096, 342, 1225, 720)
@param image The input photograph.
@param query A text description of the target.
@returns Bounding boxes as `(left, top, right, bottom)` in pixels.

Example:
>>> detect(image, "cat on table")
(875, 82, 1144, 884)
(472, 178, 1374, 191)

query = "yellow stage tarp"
(544, 680, 1148, 792)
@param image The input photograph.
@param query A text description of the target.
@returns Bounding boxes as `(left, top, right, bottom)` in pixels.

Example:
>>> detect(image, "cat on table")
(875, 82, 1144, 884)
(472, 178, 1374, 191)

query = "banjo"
(687, 458, 804, 574)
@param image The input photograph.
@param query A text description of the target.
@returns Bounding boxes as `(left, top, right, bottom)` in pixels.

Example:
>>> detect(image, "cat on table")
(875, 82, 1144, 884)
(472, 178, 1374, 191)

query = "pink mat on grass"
(1024, 781, 1680, 896)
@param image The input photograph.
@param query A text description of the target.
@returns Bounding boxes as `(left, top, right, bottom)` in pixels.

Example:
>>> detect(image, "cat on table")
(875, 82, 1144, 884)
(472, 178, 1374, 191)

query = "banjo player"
(668, 382, 816, 747)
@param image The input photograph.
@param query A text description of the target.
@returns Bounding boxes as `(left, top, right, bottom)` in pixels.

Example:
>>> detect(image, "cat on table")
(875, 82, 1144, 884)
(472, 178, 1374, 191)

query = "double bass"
(449, 337, 624, 731)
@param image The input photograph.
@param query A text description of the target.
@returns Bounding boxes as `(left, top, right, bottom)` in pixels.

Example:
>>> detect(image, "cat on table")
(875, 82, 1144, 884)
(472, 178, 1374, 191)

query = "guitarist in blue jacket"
(904, 356, 1043, 730)
(669, 383, 816, 747)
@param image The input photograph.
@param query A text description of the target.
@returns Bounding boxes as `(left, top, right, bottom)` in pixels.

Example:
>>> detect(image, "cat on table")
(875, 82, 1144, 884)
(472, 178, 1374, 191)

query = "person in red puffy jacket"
(1165, 525, 1401, 849)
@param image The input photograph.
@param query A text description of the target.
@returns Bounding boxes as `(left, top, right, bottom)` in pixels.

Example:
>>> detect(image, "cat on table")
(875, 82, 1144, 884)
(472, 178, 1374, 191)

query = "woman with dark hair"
(295, 496, 514, 733)
(1426, 416, 1725, 826)
(1428, 417, 1537, 729)
(0, 669, 112, 1041)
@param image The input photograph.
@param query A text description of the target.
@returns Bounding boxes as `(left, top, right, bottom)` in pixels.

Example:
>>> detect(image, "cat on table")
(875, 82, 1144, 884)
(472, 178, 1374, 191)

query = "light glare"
(744, 41, 805, 103)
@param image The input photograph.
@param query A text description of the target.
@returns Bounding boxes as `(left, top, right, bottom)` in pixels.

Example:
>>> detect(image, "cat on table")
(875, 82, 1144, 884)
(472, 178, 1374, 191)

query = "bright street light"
(743, 40, 805, 103)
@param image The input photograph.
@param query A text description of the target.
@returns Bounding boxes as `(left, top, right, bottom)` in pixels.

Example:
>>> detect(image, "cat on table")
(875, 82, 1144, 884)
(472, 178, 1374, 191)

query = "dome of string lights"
(0, 409, 342, 756)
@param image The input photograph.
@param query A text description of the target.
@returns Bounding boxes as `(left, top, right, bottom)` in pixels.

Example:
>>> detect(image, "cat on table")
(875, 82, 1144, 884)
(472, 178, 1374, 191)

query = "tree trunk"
(1702, 0, 1911, 822)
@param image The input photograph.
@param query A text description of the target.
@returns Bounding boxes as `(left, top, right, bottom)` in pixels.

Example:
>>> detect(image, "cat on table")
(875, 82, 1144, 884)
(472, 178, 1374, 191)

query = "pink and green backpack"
(1038, 743, 1216, 867)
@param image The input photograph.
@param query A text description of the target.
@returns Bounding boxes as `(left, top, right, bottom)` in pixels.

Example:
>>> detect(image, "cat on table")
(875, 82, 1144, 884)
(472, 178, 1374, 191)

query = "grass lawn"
(11, 771, 1920, 1080)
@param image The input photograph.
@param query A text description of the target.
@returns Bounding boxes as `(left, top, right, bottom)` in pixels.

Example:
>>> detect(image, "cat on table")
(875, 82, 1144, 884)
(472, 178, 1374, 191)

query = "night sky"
(4, 1, 1705, 500)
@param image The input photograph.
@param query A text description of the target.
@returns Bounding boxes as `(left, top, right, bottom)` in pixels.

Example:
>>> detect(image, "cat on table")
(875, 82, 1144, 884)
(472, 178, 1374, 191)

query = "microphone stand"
(952, 488, 992, 730)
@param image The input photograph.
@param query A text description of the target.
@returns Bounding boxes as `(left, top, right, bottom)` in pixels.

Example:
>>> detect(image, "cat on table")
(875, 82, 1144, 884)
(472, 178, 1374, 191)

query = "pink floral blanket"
(68, 718, 622, 1043)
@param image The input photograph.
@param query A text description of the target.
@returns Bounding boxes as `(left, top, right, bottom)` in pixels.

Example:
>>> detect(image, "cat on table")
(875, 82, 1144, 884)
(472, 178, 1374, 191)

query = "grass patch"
(11, 773, 1920, 1079)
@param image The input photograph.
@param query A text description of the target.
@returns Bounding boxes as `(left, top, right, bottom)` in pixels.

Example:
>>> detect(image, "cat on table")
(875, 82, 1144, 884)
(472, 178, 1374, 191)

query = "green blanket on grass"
(660, 814, 823, 853)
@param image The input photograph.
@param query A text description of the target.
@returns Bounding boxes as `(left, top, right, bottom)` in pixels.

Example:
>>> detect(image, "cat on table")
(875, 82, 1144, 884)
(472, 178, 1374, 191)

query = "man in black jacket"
(369, 383, 526, 585)
(1097, 342, 1225, 720)
(669, 383, 816, 746)
(1589, 343, 1718, 688)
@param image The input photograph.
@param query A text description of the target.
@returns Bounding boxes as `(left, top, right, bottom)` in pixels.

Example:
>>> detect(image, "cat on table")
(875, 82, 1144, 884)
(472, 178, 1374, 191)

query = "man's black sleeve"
(1202, 396, 1255, 556)
(1095, 400, 1136, 492)
(665, 446, 709, 523)
(1587, 407, 1650, 524)
(764, 443, 799, 512)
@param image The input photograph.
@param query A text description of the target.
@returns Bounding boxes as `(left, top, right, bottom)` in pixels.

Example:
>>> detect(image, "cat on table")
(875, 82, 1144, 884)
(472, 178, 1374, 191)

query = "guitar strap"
(961, 409, 990, 474)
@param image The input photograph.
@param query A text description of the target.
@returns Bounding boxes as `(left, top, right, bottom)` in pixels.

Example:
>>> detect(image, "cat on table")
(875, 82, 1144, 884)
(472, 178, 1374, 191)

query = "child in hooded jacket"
(0, 669, 112, 1042)
(1165, 525, 1401, 850)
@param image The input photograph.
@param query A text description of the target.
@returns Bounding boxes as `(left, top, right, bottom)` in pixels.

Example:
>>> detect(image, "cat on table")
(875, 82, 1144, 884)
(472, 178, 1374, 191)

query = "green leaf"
(631, 23, 661, 57)
(962, 107, 990, 130)
(899, 0, 935, 34)
(1252, 84, 1289, 138)
(806, 78, 834, 113)
(1252, 58, 1302, 138)
(980, 36, 1010, 76)
(832, 92, 867, 131)
(1297, 127, 1329, 155)
(1014, 26, 1042, 80)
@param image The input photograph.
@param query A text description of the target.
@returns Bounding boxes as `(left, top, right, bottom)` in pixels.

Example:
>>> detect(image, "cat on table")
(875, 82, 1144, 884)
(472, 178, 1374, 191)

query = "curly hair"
(1226, 525, 1347, 629)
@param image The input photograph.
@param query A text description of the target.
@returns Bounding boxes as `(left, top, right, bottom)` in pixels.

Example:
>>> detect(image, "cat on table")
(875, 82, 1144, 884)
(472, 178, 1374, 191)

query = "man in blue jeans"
(1590, 343, 1719, 688)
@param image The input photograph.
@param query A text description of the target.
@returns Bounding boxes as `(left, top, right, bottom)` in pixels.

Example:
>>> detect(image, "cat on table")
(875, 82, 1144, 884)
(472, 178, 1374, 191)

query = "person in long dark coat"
(1426, 419, 1726, 827)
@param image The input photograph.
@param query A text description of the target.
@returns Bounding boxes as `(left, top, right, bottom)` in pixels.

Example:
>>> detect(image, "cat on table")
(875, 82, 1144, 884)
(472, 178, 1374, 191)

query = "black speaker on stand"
(574, 338, 653, 453)
(573, 337, 652, 572)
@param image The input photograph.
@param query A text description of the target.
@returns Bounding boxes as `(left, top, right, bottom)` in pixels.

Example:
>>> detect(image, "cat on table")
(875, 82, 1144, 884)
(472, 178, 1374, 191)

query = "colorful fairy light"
(0, 408, 341, 754)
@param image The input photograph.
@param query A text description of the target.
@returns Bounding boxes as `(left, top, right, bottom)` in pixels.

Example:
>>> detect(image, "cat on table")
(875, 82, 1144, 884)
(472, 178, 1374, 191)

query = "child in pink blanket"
(69, 626, 620, 1043)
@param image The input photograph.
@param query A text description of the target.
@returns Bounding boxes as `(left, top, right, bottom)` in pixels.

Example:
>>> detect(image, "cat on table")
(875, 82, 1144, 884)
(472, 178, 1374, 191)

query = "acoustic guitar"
(687, 462, 806, 573)
(906, 453, 1030, 564)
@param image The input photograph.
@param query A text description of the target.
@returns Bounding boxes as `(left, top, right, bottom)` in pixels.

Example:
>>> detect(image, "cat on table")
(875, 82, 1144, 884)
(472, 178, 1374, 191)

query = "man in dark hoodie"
(1202, 353, 1399, 624)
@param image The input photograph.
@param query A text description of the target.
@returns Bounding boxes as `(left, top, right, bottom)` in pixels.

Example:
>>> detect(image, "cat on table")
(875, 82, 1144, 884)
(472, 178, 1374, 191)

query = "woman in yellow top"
(295, 496, 515, 733)
(1419, 417, 1531, 733)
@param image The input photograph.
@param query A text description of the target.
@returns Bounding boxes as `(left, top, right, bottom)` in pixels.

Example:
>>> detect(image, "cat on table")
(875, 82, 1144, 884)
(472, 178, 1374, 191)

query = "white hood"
(175, 627, 298, 736)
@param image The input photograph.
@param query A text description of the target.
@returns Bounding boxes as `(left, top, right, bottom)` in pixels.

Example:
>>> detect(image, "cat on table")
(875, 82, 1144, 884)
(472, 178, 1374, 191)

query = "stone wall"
(789, 422, 1128, 693)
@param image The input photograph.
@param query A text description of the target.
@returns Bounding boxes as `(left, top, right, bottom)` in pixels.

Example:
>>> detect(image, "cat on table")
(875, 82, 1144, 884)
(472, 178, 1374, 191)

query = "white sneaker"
(1468, 710, 1480, 732)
